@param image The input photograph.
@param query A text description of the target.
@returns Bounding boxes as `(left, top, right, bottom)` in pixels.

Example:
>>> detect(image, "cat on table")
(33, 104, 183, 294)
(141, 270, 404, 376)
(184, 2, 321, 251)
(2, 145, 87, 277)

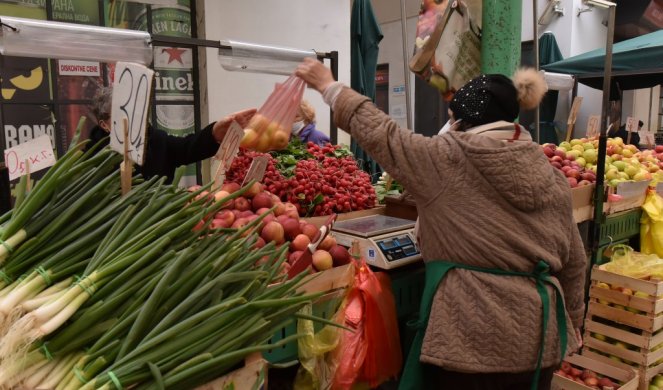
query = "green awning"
(542, 29, 663, 90)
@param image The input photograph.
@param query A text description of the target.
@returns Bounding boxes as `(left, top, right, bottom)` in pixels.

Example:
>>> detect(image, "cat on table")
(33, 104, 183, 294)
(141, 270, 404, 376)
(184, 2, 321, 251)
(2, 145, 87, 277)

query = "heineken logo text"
(155, 71, 194, 92)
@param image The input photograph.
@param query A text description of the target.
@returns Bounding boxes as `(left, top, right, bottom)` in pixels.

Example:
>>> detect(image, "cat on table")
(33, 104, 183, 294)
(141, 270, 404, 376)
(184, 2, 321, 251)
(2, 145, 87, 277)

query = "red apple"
(551, 162, 562, 169)
(656, 145, 663, 153)
(283, 202, 299, 219)
(188, 185, 202, 192)
(542, 146, 555, 158)
(550, 156, 563, 163)
(276, 215, 290, 225)
(213, 190, 231, 203)
(318, 235, 337, 251)
(290, 234, 311, 251)
(238, 210, 254, 218)
(252, 192, 274, 211)
(234, 197, 251, 212)
(273, 202, 287, 216)
(254, 237, 266, 249)
(282, 218, 302, 240)
(255, 207, 272, 216)
(567, 177, 578, 187)
(221, 182, 241, 194)
(329, 245, 351, 266)
(261, 221, 285, 244)
(244, 182, 264, 198)
(301, 223, 319, 241)
(231, 217, 249, 229)
(214, 209, 235, 227)
(312, 249, 333, 271)
(288, 250, 303, 264)
(210, 219, 228, 229)
(554, 149, 566, 159)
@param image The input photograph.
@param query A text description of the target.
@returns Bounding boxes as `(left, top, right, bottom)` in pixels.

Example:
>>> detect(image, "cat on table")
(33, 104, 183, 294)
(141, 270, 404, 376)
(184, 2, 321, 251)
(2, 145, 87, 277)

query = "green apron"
(399, 260, 568, 390)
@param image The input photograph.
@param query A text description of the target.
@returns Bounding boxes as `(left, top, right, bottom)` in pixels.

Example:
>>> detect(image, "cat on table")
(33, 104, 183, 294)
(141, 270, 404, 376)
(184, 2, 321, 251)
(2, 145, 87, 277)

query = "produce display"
(0, 144, 334, 389)
(225, 141, 377, 217)
(373, 172, 403, 204)
(192, 181, 352, 274)
(544, 137, 663, 188)
(650, 374, 663, 390)
(554, 360, 621, 389)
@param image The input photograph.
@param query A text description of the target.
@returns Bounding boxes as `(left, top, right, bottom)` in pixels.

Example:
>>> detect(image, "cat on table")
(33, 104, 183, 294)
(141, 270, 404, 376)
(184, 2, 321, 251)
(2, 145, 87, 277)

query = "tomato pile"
(226, 142, 377, 217)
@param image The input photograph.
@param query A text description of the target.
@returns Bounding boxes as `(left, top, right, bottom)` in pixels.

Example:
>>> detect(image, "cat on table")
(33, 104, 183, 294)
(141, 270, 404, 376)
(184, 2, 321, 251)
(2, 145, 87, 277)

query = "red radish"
(261, 221, 285, 244)
(221, 182, 241, 194)
(290, 234, 311, 251)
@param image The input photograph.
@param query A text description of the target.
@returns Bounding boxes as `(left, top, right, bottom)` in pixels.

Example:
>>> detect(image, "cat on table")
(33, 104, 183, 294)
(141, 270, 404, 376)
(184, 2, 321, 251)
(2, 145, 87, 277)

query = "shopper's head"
(92, 87, 113, 132)
(448, 68, 547, 129)
(296, 100, 316, 125)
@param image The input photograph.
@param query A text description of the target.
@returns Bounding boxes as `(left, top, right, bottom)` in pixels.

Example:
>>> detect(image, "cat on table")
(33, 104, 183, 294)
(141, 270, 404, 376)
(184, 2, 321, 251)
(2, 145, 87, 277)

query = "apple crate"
(552, 354, 638, 390)
(582, 349, 661, 390)
(586, 266, 663, 333)
(604, 181, 649, 215)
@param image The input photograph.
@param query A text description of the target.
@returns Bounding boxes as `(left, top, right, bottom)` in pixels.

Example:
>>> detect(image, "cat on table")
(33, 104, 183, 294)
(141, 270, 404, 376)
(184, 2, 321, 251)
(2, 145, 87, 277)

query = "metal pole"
(590, 4, 616, 264)
(400, 0, 413, 130)
(533, 0, 540, 143)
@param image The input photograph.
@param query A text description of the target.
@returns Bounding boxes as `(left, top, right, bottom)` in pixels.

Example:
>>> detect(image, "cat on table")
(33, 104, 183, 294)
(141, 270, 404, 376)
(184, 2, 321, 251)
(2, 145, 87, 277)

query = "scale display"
(332, 215, 421, 269)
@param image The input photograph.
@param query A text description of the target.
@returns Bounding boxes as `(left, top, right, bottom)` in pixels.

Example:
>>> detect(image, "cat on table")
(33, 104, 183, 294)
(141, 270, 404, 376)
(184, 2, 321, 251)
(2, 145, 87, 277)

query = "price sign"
(242, 155, 269, 186)
(586, 115, 600, 138)
(626, 116, 639, 132)
(110, 62, 154, 166)
(213, 121, 244, 188)
(4, 135, 56, 181)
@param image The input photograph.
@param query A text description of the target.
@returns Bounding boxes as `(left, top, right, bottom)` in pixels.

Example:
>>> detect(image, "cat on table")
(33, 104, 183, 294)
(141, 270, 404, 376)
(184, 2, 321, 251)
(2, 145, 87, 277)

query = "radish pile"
(225, 142, 377, 217)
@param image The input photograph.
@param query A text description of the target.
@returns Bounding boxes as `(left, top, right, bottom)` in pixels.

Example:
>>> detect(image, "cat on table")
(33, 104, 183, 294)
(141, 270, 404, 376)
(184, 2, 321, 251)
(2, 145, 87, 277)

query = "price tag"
(4, 135, 56, 181)
(213, 121, 244, 188)
(626, 116, 639, 132)
(110, 62, 154, 166)
(242, 155, 269, 186)
(586, 115, 600, 138)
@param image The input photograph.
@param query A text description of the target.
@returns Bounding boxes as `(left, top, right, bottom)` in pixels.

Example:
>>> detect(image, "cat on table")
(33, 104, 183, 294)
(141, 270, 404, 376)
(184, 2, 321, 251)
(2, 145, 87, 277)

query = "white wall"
(377, 17, 418, 130)
(202, 0, 352, 145)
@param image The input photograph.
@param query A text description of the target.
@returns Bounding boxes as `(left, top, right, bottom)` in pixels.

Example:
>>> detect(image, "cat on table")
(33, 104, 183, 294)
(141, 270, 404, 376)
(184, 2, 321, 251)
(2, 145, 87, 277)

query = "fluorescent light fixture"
(0, 16, 152, 65)
(126, 0, 178, 5)
(542, 71, 574, 91)
(584, 0, 616, 8)
(218, 40, 316, 76)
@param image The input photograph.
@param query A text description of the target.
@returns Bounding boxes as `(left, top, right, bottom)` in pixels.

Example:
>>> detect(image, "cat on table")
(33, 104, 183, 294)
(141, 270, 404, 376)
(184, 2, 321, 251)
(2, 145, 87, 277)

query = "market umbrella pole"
(400, 0, 413, 129)
(590, 4, 616, 264)
(533, 0, 540, 143)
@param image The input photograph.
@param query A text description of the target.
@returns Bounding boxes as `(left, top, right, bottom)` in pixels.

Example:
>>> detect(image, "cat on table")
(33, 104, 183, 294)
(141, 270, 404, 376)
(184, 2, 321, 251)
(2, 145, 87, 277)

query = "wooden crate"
(582, 349, 660, 390)
(552, 354, 638, 390)
(572, 184, 595, 223)
(605, 181, 649, 215)
(197, 354, 267, 390)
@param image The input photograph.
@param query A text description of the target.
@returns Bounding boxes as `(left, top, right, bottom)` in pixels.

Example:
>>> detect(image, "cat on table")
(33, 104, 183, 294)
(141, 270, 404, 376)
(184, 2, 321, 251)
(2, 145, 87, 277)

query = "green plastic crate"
(264, 292, 345, 364)
(599, 209, 641, 247)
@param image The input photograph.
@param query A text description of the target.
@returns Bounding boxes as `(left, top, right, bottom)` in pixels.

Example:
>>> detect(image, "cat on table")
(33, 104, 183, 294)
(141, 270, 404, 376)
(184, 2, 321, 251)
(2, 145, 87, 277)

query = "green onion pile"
(0, 137, 325, 389)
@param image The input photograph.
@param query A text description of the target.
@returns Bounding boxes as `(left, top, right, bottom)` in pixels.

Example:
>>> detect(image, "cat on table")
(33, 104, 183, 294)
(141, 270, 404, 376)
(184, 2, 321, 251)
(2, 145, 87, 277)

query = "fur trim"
(512, 68, 547, 110)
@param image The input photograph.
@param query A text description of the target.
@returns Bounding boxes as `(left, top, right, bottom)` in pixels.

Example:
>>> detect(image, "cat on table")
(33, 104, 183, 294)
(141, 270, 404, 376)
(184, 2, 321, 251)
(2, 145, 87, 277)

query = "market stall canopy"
(542, 29, 663, 90)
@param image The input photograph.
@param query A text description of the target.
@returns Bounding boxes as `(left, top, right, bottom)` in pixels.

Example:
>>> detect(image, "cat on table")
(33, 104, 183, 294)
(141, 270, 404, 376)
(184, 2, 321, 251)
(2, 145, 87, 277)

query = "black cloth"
(86, 122, 218, 184)
(609, 125, 640, 146)
(422, 364, 555, 390)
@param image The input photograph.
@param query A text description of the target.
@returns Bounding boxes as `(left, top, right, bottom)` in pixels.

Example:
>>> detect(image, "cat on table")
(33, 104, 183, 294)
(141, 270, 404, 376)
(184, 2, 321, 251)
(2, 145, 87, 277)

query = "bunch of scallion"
(0, 131, 332, 389)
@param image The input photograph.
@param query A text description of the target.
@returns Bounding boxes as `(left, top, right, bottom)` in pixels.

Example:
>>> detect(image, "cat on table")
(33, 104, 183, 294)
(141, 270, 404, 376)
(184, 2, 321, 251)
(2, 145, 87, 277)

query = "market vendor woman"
(296, 58, 586, 390)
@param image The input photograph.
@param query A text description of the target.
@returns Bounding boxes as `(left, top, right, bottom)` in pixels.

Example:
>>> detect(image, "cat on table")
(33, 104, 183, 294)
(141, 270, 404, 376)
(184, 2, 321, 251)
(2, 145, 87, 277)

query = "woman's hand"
(212, 108, 257, 143)
(575, 328, 583, 349)
(295, 58, 335, 94)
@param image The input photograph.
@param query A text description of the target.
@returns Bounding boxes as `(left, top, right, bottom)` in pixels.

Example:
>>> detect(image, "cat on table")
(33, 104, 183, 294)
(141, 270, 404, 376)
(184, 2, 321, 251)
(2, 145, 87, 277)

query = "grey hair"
(91, 86, 113, 122)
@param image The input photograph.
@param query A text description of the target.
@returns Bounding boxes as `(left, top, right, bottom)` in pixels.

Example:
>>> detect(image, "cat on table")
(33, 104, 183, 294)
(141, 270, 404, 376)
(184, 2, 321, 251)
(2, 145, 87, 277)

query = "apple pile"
(240, 114, 290, 152)
(225, 143, 376, 217)
(542, 140, 597, 188)
(650, 374, 663, 390)
(189, 182, 352, 276)
(554, 361, 620, 389)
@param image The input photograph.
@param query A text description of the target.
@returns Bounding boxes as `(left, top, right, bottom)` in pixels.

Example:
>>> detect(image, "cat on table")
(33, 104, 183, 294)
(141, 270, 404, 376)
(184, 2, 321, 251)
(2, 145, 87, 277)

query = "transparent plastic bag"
(604, 245, 663, 280)
(240, 75, 306, 152)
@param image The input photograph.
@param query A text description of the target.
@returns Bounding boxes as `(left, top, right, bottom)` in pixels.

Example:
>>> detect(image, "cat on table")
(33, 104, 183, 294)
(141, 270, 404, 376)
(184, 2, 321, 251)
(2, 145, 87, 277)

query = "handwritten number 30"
(115, 68, 149, 150)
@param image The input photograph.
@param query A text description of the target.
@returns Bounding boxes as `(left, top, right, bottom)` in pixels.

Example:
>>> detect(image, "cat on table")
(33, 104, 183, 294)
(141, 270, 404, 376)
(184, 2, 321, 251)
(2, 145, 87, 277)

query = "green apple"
(613, 161, 627, 171)
(572, 144, 585, 153)
(609, 355, 623, 363)
(559, 141, 572, 151)
(609, 179, 622, 187)
(583, 142, 595, 150)
(570, 139, 583, 146)
(623, 149, 634, 158)
(583, 149, 598, 164)
(566, 150, 582, 159)
(593, 333, 607, 341)
(653, 375, 663, 387)
(635, 291, 650, 298)
(597, 282, 611, 289)
(618, 171, 630, 180)
(614, 304, 627, 311)
(606, 169, 621, 181)
(634, 171, 651, 181)
(625, 165, 640, 178)
(649, 385, 659, 390)
(575, 157, 587, 167)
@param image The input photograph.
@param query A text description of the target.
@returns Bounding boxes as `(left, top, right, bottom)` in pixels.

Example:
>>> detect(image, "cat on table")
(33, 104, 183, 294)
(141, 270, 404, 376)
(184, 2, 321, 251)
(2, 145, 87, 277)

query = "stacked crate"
(583, 266, 663, 389)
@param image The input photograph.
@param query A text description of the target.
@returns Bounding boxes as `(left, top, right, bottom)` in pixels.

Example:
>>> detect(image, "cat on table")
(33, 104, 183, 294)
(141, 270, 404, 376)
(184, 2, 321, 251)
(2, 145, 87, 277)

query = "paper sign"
(213, 121, 244, 188)
(242, 155, 269, 186)
(641, 130, 655, 148)
(58, 60, 101, 76)
(110, 62, 154, 166)
(626, 116, 639, 132)
(4, 135, 56, 181)
(586, 115, 600, 138)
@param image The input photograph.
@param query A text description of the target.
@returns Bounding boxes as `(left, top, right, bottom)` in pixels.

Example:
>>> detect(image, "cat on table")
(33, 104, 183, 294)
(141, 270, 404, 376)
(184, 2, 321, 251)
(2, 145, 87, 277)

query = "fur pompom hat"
(449, 68, 547, 127)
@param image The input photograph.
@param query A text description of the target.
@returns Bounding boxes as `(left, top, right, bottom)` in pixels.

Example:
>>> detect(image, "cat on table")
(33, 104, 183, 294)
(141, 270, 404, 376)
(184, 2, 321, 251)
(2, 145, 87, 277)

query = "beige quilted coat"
(331, 87, 586, 373)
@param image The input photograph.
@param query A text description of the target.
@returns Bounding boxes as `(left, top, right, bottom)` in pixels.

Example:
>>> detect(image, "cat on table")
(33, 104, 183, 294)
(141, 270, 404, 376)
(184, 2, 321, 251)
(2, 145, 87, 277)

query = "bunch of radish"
(189, 181, 352, 276)
(226, 143, 377, 217)
(555, 361, 619, 389)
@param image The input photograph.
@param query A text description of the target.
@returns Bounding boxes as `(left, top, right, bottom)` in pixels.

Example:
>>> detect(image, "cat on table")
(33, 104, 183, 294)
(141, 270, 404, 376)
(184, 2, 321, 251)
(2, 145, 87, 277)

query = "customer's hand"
(213, 108, 257, 143)
(296, 58, 335, 94)
(575, 328, 583, 349)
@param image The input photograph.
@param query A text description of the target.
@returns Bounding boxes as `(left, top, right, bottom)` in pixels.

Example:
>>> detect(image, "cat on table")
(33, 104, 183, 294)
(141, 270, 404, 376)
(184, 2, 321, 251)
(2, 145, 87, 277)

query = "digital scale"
(331, 215, 422, 269)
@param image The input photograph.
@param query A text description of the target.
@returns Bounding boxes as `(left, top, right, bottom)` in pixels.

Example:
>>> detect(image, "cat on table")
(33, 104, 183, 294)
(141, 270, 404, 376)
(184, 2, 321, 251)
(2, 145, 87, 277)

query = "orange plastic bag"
(240, 75, 305, 152)
(332, 259, 402, 390)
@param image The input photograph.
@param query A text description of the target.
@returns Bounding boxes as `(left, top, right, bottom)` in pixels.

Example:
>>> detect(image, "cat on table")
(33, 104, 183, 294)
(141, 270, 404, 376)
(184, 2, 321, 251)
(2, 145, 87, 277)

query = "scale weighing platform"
(331, 215, 421, 269)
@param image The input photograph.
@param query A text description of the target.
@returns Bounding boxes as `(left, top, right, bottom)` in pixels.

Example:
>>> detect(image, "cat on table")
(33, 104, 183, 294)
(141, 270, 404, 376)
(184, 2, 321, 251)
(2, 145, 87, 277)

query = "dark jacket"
(87, 122, 218, 184)
(611, 125, 640, 146)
